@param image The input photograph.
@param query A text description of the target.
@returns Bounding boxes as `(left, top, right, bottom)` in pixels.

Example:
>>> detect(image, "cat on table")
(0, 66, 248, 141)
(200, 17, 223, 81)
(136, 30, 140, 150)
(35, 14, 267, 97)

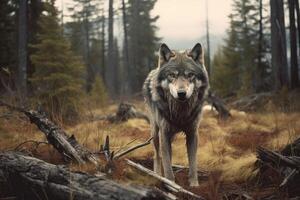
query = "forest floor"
(0, 100, 300, 199)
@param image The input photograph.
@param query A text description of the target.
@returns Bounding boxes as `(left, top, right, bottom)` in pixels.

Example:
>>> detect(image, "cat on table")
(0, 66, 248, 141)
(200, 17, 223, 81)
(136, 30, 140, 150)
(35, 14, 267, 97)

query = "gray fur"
(143, 43, 209, 186)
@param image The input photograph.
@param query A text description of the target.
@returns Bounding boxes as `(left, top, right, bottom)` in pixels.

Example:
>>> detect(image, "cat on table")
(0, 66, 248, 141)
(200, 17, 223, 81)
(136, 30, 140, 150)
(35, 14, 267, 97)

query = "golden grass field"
(1, 101, 299, 189)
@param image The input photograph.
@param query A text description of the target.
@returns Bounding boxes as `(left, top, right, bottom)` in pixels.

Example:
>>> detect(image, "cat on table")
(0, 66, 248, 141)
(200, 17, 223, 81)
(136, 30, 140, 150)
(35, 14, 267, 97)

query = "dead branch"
(126, 159, 206, 200)
(0, 100, 100, 166)
(114, 137, 153, 160)
(92, 102, 150, 123)
(114, 138, 138, 155)
(206, 90, 231, 119)
(257, 147, 300, 170)
(0, 152, 168, 200)
(231, 92, 273, 111)
(172, 164, 209, 177)
(256, 144, 300, 195)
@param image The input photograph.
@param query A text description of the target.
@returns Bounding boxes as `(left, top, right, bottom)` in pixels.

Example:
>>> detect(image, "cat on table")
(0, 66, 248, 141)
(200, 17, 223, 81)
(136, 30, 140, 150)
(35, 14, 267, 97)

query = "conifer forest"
(1, 0, 300, 199)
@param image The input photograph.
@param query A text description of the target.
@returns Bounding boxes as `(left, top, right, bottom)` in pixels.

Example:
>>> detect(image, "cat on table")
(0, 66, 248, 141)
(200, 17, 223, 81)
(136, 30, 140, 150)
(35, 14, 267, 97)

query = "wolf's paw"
(189, 179, 199, 187)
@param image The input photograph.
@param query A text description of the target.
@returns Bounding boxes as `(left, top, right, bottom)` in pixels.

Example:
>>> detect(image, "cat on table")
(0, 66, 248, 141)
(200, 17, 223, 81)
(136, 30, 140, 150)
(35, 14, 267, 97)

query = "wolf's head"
(157, 43, 209, 102)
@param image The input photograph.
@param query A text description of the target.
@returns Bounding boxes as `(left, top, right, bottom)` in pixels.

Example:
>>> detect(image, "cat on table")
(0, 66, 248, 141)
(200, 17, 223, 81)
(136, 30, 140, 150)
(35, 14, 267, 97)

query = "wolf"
(143, 43, 209, 186)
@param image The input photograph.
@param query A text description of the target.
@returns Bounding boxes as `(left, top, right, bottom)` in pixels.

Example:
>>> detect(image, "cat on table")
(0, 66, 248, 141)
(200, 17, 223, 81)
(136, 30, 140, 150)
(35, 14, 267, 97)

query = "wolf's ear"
(159, 43, 174, 67)
(188, 43, 204, 64)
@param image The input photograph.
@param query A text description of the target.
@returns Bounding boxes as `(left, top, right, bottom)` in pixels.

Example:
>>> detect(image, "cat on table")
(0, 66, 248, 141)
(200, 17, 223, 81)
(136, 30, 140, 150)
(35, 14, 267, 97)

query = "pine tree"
(289, 0, 299, 88)
(252, 0, 271, 92)
(30, 0, 85, 121)
(90, 75, 107, 107)
(113, 38, 121, 95)
(0, 0, 17, 81)
(18, 0, 28, 96)
(106, 0, 116, 97)
(68, 0, 105, 92)
(126, 0, 160, 93)
(211, 15, 240, 96)
(211, 0, 271, 96)
(270, 0, 288, 90)
(90, 38, 104, 76)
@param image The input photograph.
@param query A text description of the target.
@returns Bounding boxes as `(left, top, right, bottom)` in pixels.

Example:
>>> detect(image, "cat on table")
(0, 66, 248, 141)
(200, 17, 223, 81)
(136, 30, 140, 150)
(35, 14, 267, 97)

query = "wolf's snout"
(177, 90, 187, 100)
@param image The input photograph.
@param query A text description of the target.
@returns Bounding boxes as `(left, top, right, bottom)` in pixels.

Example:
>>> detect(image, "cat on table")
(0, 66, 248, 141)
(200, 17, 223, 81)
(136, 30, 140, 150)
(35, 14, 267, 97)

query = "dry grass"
(1, 102, 300, 185)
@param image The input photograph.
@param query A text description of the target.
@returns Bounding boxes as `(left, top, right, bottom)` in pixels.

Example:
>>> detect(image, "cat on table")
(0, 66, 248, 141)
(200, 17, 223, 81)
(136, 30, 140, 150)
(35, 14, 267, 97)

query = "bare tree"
(18, 0, 28, 96)
(122, 0, 131, 95)
(101, 11, 106, 82)
(270, 0, 289, 90)
(289, 0, 299, 88)
(295, 0, 300, 87)
(256, 0, 264, 92)
(84, 6, 92, 92)
(205, 0, 211, 77)
(106, 0, 116, 97)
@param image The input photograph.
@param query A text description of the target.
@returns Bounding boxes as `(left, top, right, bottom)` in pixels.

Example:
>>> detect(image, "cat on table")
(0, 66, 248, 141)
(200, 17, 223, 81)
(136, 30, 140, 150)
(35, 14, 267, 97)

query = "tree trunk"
(101, 13, 106, 82)
(0, 152, 167, 200)
(205, 0, 211, 77)
(256, 0, 264, 92)
(85, 12, 93, 92)
(270, 0, 289, 90)
(295, 0, 300, 87)
(129, 0, 140, 93)
(18, 0, 28, 97)
(289, 0, 299, 89)
(106, 0, 116, 97)
(122, 0, 131, 95)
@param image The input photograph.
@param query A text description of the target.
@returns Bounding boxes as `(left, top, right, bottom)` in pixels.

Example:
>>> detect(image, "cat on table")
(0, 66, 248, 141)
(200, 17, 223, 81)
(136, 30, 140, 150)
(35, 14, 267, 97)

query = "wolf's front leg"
(159, 126, 174, 181)
(152, 124, 162, 175)
(186, 129, 199, 186)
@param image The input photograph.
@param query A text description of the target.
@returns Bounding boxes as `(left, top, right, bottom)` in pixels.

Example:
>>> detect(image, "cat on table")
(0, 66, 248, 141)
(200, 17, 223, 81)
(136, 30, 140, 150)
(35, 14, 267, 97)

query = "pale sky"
(56, 0, 232, 49)
(153, 0, 232, 39)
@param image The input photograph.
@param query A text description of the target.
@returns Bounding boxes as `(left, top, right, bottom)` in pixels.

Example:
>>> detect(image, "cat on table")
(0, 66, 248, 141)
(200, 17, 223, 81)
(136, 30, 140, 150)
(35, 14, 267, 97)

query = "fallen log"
(206, 90, 231, 119)
(0, 100, 99, 166)
(0, 152, 169, 200)
(231, 92, 272, 111)
(126, 159, 206, 200)
(256, 145, 300, 196)
(92, 102, 150, 123)
(257, 147, 300, 170)
(281, 137, 300, 156)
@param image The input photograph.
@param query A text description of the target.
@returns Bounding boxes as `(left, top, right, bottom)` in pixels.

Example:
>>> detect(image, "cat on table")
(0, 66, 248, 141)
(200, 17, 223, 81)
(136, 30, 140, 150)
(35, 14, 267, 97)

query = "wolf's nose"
(177, 91, 187, 99)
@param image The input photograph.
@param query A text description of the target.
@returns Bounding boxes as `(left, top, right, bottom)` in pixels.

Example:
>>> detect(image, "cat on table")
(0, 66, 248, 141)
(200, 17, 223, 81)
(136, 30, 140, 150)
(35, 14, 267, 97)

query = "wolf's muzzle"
(177, 90, 187, 100)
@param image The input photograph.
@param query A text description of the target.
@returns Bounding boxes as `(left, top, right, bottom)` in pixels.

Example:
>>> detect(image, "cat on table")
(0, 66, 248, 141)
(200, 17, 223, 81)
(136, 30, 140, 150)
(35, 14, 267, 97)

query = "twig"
(172, 164, 209, 176)
(114, 138, 138, 155)
(126, 159, 205, 200)
(279, 169, 298, 188)
(114, 137, 153, 160)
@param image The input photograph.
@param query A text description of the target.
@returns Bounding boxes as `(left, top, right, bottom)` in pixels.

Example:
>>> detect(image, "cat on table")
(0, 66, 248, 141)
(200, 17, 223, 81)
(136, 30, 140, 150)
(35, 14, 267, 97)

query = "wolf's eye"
(168, 73, 176, 79)
(187, 73, 195, 79)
